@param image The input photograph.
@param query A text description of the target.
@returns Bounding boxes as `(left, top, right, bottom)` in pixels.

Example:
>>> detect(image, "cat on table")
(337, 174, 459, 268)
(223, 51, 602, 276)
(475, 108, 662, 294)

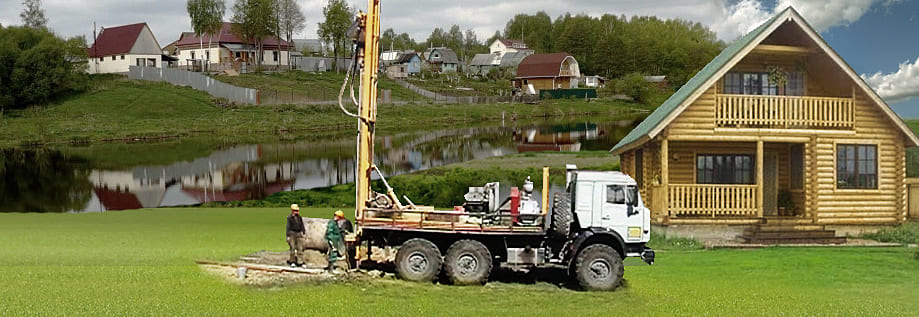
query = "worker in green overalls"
(325, 210, 348, 272)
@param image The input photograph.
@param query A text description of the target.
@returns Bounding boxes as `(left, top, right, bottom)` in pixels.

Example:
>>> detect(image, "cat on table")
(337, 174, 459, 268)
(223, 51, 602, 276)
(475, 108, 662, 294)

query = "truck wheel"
(548, 193, 572, 241)
(574, 244, 623, 291)
(395, 238, 442, 283)
(444, 240, 493, 285)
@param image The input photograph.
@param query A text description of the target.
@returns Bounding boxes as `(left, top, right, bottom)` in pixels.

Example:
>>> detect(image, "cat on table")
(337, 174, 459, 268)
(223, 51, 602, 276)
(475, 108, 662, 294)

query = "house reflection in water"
(88, 145, 297, 211)
(514, 123, 601, 152)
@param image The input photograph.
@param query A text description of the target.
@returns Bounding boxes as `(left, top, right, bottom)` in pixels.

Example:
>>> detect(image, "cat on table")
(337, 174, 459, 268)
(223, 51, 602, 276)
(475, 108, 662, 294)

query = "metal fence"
(128, 66, 259, 105)
(391, 78, 537, 104)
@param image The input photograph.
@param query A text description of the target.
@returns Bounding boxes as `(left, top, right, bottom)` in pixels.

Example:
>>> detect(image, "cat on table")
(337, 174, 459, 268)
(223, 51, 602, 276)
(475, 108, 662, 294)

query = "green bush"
(647, 233, 705, 251)
(613, 72, 654, 104)
(862, 222, 919, 244)
(0, 26, 87, 109)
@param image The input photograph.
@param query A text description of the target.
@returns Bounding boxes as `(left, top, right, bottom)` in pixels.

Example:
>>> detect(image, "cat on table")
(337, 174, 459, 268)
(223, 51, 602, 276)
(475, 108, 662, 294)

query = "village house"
(87, 22, 164, 74)
(611, 7, 917, 241)
(513, 53, 580, 93)
(489, 39, 532, 58)
(421, 47, 460, 73)
(384, 51, 421, 78)
(173, 22, 293, 71)
(468, 53, 500, 76)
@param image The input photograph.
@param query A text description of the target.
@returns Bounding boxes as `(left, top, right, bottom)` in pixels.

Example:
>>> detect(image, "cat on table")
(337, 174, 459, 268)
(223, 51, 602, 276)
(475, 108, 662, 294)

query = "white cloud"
(710, 0, 899, 41)
(862, 57, 919, 104)
(776, 0, 879, 32)
(710, 0, 773, 41)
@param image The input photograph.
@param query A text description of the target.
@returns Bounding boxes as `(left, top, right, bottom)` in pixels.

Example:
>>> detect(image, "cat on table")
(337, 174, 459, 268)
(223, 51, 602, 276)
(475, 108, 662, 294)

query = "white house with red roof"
(88, 22, 163, 74)
(173, 22, 293, 71)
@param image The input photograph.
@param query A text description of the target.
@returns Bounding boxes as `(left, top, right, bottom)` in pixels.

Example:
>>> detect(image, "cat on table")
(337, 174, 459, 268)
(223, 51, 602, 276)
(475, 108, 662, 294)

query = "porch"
(644, 139, 808, 223)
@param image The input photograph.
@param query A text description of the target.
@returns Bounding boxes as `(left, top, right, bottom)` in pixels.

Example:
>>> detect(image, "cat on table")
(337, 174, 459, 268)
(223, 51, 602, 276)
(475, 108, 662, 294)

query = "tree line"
(380, 11, 725, 87)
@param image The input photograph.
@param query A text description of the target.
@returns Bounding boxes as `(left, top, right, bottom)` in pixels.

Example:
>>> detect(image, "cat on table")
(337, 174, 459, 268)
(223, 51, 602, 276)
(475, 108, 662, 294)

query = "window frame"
(723, 71, 805, 96)
(695, 153, 755, 185)
(835, 143, 878, 190)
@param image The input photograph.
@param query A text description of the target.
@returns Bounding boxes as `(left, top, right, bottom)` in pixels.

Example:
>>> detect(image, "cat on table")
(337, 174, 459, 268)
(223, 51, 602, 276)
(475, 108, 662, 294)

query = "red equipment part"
(509, 187, 520, 223)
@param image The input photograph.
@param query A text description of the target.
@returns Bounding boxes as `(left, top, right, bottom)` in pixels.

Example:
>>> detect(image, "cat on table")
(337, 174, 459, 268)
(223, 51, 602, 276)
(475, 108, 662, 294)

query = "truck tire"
(548, 193, 573, 241)
(574, 244, 624, 291)
(444, 240, 493, 285)
(395, 238, 442, 283)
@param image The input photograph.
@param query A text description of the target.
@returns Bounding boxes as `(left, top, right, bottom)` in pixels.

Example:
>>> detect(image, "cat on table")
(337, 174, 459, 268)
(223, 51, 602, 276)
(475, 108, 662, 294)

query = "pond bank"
(0, 76, 651, 147)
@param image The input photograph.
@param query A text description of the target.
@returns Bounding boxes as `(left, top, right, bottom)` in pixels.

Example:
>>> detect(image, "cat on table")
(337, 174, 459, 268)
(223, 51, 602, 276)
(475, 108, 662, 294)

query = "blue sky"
(0, 0, 916, 116)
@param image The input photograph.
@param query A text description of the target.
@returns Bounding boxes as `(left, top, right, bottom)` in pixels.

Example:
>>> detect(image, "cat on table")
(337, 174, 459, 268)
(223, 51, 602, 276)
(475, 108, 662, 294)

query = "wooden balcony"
(668, 184, 758, 217)
(715, 94, 854, 129)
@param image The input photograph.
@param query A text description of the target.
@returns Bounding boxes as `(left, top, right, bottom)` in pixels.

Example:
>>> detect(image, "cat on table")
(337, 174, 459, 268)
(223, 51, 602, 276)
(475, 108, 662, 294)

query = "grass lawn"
(214, 71, 420, 103)
(1, 208, 917, 315)
(0, 76, 647, 147)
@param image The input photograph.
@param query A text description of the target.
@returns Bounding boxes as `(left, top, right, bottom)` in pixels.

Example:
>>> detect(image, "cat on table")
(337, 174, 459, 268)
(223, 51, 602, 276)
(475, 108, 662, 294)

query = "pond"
(0, 114, 645, 212)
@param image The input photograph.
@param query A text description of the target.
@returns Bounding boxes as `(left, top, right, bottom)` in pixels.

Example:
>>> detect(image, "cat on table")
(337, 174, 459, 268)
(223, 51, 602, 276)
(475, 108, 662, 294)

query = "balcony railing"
(668, 184, 758, 217)
(715, 94, 854, 129)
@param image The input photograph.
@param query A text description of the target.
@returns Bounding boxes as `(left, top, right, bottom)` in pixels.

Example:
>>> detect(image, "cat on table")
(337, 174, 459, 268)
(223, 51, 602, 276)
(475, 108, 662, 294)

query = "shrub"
(862, 222, 919, 245)
(0, 26, 88, 109)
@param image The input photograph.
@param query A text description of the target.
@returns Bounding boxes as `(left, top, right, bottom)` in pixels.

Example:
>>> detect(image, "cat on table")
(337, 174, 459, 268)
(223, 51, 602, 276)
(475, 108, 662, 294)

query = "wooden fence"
(668, 184, 758, 217)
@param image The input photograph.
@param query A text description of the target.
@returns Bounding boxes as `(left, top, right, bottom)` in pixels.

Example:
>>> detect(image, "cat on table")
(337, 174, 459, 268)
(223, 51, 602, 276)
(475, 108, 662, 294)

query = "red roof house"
(87, 22, 163, 73)
(513, 53, 581, 92)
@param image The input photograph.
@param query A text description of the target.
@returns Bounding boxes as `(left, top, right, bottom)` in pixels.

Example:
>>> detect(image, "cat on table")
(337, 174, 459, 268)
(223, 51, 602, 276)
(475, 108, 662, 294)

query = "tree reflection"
(0, 149, 92, 212)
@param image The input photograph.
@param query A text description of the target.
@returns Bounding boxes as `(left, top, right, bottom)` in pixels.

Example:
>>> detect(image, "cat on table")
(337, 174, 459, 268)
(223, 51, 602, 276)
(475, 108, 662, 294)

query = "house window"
(136, 58, 144, 66)
(273, 51, 278, 61)
(837, 144, 877, 189)
(121, 55, 125, 60)
(696, 154, 754, 184)
(191, 52, 195, 60)
(111, 56, 116, 61)
(723, 72, 804, 96)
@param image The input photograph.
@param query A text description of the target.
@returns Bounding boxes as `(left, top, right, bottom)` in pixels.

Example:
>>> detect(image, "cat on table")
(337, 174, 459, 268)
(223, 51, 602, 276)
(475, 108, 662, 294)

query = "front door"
(763, 153, 778, 216)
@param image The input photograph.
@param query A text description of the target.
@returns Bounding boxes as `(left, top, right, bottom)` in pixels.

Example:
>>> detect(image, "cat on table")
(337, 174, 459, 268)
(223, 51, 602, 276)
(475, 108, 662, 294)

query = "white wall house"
(489, 39, 532, 58)
(174, 22, 293, 71)
(87, 22, 163, 74)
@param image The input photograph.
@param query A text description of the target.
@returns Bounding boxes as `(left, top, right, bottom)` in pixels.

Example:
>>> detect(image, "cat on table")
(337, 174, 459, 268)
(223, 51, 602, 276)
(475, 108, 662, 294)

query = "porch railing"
(668, 184, 758, 217)
(715, 94, 854, 129)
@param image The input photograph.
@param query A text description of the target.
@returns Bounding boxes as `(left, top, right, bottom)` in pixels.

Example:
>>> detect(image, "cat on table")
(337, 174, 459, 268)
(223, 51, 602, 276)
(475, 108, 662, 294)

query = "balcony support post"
(756, 140, 764, 218)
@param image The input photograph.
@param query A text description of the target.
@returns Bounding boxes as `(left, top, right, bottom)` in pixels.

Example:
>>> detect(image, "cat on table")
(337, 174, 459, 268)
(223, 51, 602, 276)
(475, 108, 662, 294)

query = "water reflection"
(1, 116, 644, 212)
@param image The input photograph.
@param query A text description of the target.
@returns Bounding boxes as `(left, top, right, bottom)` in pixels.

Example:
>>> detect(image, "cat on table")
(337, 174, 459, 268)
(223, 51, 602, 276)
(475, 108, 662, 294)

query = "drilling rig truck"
(341, 0, 654, 291)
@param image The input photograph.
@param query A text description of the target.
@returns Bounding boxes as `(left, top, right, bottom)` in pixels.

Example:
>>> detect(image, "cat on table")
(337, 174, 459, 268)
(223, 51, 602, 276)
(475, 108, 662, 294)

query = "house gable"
(610, 7, 919, 155)
(130, 25, 163, 55)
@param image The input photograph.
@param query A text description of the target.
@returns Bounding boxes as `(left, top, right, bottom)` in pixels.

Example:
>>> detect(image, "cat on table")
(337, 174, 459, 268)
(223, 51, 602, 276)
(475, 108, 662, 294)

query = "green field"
(0, 75, 646, 147)
(1, 208, 917, 315)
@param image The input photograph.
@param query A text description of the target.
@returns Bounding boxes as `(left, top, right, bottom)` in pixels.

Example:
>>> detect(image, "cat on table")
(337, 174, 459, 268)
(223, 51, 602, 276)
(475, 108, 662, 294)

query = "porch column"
(661, 139, 669, 218)
(661, 139, 669, 186)
(756, 140, 764, 218)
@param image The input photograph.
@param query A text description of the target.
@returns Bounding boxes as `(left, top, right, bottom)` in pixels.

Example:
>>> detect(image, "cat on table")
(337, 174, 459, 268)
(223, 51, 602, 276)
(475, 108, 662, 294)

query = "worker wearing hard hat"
(286, 204, 305, 267)
(325, 210, 349, 271)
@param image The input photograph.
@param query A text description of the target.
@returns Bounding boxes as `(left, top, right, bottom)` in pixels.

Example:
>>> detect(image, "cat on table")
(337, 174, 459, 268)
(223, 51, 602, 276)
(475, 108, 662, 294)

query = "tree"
(317, 0, 352, 72)
(0, 26, 87, 110)
(20, 0, 47, 29)
(381, 28, 417, 52)
(187, 0, 225, 71)
(277, 0, 305, 69)
(503, 12, 553, 52)
(231, 0, 278, 70)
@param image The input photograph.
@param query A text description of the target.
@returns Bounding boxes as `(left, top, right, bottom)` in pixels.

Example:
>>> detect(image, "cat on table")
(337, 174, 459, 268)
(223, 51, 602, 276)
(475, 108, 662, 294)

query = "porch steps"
(738, 221, 846, 245)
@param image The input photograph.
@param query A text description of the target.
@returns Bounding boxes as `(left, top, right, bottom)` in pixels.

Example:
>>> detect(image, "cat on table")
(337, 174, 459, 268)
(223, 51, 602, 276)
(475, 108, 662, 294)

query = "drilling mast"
(355, 0, 381, 222)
